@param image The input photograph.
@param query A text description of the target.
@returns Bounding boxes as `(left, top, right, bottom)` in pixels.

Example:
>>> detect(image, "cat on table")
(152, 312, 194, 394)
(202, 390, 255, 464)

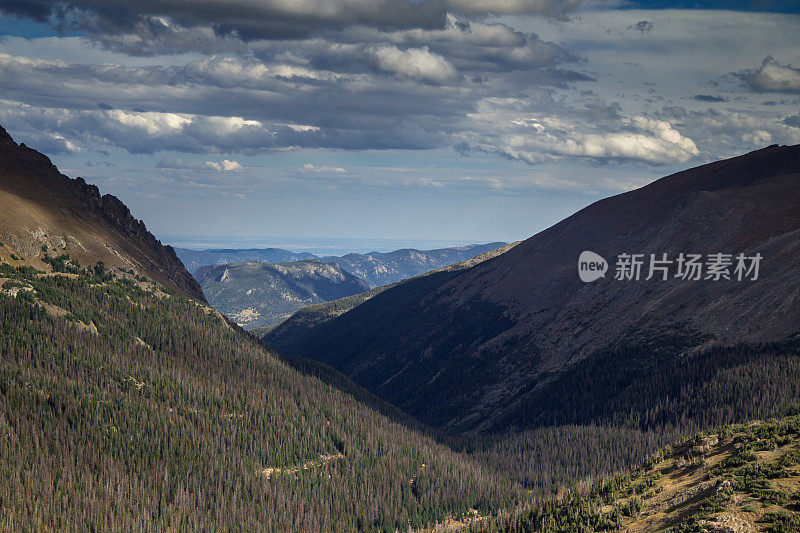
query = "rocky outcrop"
(0, 124, 205, 301)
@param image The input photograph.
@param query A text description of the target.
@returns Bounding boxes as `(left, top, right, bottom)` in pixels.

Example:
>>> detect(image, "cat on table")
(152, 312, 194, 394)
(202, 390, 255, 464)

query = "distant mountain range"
(266, 242, 520, 345)
(175, 242, 507, 287)
(174, 247, 317, 274)
(182, 241, 510, 330)
(317, 243, 507, 287)
(195, 260, 370, 330)
(265, 144, 800, 435)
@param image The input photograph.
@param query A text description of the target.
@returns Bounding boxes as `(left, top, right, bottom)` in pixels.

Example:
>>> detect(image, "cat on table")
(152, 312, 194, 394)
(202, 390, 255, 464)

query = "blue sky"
(0, 0, 798, 249)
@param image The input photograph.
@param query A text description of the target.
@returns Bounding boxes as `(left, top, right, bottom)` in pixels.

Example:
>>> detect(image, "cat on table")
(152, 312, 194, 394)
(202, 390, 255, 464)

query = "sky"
(0, 0, 798, 250)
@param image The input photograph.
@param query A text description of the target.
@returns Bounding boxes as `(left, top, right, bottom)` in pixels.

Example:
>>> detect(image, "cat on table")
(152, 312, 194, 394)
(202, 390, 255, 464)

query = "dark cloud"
(628, 20, 653, 33)
(693, 94, 726, 102)
(784, 115, 800, 128)
(0, 0, 579, 47)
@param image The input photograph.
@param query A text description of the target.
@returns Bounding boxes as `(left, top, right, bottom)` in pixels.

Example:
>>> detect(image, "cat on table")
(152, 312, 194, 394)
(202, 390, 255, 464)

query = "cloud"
(304, 163, 347, 173)
(745, 56, 800, 93)
(627, 20, 653, 33)
(0, 0, 579, 48)
(205, 159, 243, 171)
(457, 98, 700, 166)
(368, 45, 459, 82)
(0, 19, 583, 155)
(444, 0, 581, 19)
(0, 0, 445, 40)
(693, 94, 726, 102)
(157, 156, 243, 171)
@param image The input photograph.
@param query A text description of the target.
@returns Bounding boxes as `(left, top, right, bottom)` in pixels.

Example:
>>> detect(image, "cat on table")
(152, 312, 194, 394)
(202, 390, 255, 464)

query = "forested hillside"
(0, 259, 527, 531)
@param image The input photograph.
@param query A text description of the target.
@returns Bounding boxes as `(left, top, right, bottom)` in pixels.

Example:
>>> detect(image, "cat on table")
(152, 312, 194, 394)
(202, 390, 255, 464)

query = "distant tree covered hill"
(318, 242, 508, 287)
(195, 260, 371, 329)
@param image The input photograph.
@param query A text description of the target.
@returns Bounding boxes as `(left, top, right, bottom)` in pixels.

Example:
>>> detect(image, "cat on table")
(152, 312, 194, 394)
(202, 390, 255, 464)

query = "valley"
(1, 124, 799, 531)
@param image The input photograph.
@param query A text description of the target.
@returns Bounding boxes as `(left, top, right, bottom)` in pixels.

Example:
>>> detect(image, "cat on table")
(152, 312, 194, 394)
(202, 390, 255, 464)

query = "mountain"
(0, 125, 530, 530)
(318, 242, 507, 287)
(265, 145, 800, 435)
(175, 243, 507, 285)
(174, 247, 317, 274)
(0, 126, 204, 301)
(195, 260, 370, 329)
(265, 241, 520, 347)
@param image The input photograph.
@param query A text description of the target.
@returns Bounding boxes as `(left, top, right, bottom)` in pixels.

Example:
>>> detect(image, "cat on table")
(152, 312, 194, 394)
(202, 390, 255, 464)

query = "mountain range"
(265, 144, 800, 435)
(174, 247, 318, 273)
(175, 242, 506, 287)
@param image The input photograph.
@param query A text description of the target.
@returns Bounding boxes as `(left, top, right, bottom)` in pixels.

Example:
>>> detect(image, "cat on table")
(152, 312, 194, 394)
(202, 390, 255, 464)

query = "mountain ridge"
(0, 125, 204, 301)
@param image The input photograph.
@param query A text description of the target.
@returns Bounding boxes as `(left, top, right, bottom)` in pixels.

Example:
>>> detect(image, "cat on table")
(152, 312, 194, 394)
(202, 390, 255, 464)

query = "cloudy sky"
(0, 0, 798, 250)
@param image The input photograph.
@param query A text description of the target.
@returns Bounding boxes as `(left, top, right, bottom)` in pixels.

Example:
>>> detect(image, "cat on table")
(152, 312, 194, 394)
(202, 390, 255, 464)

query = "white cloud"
(746, 57, 800, 93)
(205, 159, 244, 171)
(156, 156, 243, 171)
(459, 98, 700, 165)
(368, 45, 458, 82)
(304, 163, 347, 173)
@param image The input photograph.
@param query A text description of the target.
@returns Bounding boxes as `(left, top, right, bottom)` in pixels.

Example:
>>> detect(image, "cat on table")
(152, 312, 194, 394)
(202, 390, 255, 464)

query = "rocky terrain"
(0, 125, 204, 301)
(265, 145, 800, 434)
(195, 260, 370, 329)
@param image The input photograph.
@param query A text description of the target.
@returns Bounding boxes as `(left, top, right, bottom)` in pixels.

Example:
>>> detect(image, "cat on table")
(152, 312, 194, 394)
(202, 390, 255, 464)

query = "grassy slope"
(475, 415, 800, 532)
(0, 259, 527, 531)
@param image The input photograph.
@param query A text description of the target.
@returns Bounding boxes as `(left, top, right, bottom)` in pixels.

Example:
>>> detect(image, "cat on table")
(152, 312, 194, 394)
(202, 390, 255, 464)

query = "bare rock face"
(266, 144, 800, 433)
(0, 124, 205, 301)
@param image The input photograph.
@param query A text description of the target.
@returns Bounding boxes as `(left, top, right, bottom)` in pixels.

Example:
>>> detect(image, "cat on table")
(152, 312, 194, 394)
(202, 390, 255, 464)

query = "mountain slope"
(0, 126, 203, 301)
(482, 414, 800, 532)
(266, 145, 800, 434)
(174, 247, 317, 274)
(0, 262, 529, 531)
(196, 260, 370, 329)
